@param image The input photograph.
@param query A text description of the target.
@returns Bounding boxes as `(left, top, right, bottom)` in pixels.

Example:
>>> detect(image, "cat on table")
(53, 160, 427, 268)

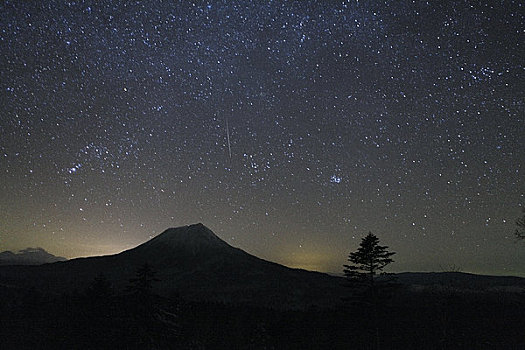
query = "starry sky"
(1, 1, 524, 276)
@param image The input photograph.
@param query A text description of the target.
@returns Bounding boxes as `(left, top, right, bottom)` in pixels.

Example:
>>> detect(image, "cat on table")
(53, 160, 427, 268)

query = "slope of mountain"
(0, 224, 346, 309)
(0, 247, 67, 266)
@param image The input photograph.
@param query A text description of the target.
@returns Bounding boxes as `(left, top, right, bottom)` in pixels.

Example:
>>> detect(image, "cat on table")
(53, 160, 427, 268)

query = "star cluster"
(1, 1, 523, 275)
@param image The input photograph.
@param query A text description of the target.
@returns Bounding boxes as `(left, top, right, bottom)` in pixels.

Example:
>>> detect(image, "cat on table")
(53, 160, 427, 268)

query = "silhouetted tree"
(125, 263, 162, 346)
(86, 273, 113, 300)
(125, 264, 180, 347)
(85, 273, 114, 320)
(343, 232, 395, 350)
(515, 207, 525, 239)
(127, 262, 159, 301)
(344, 232, 395, 291)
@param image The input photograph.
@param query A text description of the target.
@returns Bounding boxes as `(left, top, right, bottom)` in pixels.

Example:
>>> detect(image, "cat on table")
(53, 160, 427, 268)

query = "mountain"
(0, 247, 67, 266)
(0, 224, 346, 309)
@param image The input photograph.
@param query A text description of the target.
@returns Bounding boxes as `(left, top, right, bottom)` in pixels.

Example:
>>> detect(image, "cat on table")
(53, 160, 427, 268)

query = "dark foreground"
(1, 284, 524, 350)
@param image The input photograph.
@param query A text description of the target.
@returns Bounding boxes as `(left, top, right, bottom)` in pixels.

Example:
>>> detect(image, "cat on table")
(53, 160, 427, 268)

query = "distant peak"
(0, 247, 66, 265)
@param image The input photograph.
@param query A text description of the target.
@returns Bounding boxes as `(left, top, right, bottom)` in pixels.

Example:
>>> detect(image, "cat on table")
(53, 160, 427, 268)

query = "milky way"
(1, 1, 523, 275)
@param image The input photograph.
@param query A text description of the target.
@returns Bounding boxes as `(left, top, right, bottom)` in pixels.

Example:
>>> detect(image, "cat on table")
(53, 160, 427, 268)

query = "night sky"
(1, 1, 523, 276)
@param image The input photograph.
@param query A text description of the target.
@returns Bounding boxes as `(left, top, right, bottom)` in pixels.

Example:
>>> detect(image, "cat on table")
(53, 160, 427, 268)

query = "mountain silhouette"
(0, 247, 67, 266)
(0, 224, 345, 309)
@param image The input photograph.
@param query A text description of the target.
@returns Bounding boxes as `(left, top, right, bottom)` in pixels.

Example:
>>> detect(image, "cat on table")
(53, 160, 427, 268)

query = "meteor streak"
(226, 117, 232, 160)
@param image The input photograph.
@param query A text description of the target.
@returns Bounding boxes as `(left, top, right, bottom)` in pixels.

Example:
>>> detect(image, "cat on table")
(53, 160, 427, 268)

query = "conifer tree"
(344, 232, 395, 289)
(87, 273, 113, 300)
(127, 262, 159, 300)
(343, 232, 396, 350)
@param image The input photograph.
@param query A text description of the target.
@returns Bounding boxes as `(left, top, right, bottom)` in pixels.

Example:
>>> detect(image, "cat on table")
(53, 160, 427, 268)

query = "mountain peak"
(187, 222, 208, 231)
(144, 223, 230, 251)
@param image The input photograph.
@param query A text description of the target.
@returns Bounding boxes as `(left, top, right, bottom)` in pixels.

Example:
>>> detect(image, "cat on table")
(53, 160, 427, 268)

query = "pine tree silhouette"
(127, 262, 159, 302)
(343, 232, 396, 350)
(86, 273, 113, 300)
(344, 232, 395, 293)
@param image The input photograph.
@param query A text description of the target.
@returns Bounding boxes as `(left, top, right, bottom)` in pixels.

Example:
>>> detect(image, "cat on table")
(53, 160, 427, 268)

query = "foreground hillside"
(1, 277, 524, 349)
